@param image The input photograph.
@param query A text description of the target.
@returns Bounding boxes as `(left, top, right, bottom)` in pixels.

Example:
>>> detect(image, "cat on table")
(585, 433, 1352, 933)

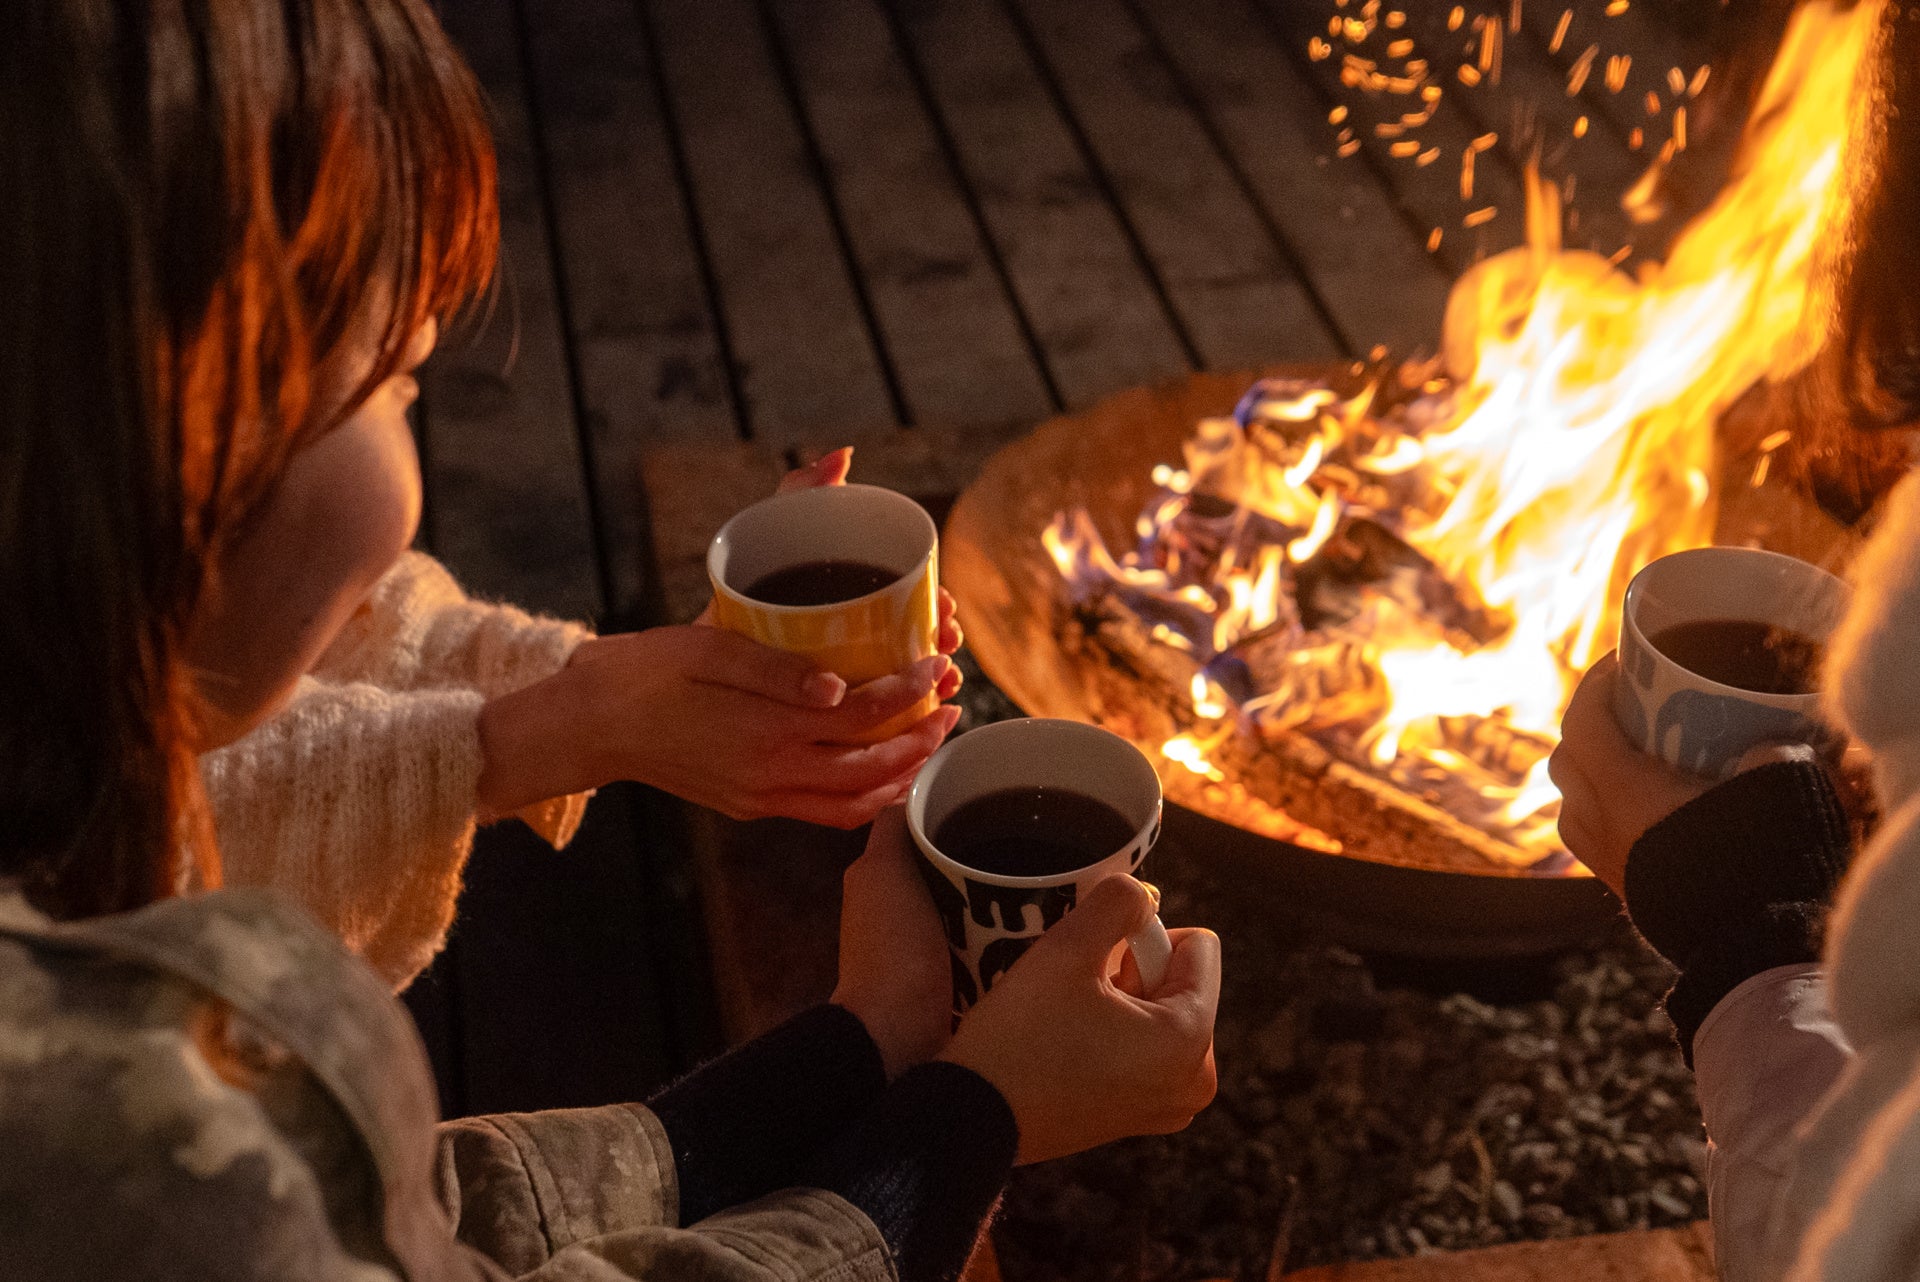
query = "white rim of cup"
(707, 483, 938, 616)
(906, 717, 1164, 889)
(1620, 546, 1850, 706)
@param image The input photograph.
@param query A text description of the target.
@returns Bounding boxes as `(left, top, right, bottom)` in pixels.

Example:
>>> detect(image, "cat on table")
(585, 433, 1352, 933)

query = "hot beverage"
(741, 559, 900, 606)
(1648, 617, 1825, 695)
(933, 786, 1137, 878)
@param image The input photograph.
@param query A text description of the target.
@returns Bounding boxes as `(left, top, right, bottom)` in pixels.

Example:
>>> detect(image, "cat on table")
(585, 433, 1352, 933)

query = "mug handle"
(1128, 913, 1173, 992)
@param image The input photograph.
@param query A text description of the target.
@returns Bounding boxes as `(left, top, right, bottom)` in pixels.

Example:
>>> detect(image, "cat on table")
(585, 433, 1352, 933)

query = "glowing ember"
(1043, 0, 1882, 870)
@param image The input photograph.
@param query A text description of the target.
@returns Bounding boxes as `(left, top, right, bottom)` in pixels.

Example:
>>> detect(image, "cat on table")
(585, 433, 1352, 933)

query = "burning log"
(1060, 586, 1552, 875)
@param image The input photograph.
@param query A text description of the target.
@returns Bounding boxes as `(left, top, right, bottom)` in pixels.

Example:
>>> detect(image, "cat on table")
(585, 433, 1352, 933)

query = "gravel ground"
(952, 654, 1708, 1280)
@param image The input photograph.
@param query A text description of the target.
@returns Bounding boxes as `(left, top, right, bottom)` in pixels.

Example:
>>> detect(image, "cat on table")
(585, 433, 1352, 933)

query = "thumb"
(777, 447, 854, 493)
(1150, 928, 1223, 1022)
(693, 629, 847, 708)
(1040, 875, 1156, 975)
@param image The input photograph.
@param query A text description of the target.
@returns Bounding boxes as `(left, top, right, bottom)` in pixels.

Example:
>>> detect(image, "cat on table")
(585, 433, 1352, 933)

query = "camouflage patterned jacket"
(0, 886, 895, 1282)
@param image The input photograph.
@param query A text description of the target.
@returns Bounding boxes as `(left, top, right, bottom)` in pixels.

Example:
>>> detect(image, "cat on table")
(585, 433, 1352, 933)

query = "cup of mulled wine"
(708, 484, 939, 744)
(1614, 547, 1851, 778)
(907, 718, 1172, 1015)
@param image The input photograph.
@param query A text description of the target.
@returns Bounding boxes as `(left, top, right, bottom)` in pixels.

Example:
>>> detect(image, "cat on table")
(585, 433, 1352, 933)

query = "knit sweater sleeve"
(1623, 760, 1853, 1064)
(645, 1005, 1016, 1282)
(314, 551, 595, 849)
(202, 677, 487, 991)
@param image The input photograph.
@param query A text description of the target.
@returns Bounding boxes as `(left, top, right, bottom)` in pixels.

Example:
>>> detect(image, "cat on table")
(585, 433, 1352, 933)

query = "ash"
(954, 655, 1706, 1279)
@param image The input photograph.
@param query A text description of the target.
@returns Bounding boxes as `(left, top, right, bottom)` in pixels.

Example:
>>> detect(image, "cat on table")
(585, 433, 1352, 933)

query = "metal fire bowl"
(945, 367, 1621, 959)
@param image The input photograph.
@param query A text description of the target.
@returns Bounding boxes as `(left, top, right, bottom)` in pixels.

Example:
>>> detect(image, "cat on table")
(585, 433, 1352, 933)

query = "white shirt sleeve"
(1693, 965, 1853, 1282)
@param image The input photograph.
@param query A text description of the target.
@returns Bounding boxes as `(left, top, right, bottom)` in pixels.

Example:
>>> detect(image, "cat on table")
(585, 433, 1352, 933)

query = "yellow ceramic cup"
(708, 484, 940, 744)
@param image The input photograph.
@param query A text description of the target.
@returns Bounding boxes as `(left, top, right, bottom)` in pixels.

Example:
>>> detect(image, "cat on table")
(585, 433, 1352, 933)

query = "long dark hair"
(0, 0, 497, 919)
(1819, 2, 1920, 430)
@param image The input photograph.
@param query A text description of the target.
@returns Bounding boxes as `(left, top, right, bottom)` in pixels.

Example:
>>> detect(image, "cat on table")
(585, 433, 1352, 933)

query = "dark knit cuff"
(650, 1004, 887, 1224)
(1624, 760, 1851, 1064)
(808, 1061, 1019, 1282)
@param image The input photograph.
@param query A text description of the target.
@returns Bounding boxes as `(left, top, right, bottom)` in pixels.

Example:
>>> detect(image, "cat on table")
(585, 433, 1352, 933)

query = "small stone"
(1650, 1187, 1695, 1219)
(1491, 1180, 1524, 1225)
(1414, 1162, 1455, 1199)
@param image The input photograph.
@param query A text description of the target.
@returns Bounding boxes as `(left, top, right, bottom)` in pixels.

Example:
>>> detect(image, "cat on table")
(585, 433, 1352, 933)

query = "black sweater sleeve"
(648, 1005, 1020, 1282)
(1624, 760, 1853, 1065)
(648, 1004, 887, 1224)
(809, 1061, 1019, 1282)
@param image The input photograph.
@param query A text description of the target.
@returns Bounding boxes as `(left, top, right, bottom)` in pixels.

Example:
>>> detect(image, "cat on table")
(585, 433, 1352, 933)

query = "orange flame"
(1045, 0, 1883, 865)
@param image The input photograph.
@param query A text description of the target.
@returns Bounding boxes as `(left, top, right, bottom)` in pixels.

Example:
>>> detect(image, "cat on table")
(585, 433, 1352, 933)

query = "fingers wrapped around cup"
(709, 484, 942, 745)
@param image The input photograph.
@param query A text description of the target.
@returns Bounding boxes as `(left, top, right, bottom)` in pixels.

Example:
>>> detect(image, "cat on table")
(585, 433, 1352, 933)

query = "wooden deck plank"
(883, 0, 1199, 407)
(422, 0, 603, 621)
(1250, 0, 1530, 275)
(424, 0, 700, 1118)
(454, 789, 687, 1113)
(1002, 0, 1346, 369)
(1282, 1220, 1714, 1280)
(515, 0, 740, 621)
(1124, 0, 1453, 357)
(764, 0, 1059, 431)
(647, 0, 902, 446)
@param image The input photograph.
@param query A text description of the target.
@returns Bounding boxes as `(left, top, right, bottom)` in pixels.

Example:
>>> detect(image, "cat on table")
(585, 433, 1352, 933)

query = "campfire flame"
(1044, 0, 1882, 868)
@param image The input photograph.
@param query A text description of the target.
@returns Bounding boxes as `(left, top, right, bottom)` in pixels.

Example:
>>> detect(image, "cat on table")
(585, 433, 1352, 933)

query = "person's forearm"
(647, 1005, 891, 1225)
(1624, 763, 1856, 1281)
(806, 1061, 1019, 1282)
(1625, 760, 1853, 1062)
(474, 663, 605, 820)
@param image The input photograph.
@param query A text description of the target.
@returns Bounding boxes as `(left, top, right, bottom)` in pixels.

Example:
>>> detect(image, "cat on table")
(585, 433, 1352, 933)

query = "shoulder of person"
(0, 891, 419, 1279)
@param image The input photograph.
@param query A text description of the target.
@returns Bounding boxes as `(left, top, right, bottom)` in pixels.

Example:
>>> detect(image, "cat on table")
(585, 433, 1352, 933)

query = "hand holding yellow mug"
(708, 484, 941, 744)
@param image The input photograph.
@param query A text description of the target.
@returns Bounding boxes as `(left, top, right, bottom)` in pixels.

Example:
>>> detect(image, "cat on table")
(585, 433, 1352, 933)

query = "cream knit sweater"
(200, 552, 593, 991)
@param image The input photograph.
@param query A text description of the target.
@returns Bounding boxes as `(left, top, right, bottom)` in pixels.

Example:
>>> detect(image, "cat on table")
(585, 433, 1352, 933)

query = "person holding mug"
(1549, 10, 1920, 1278)
(0, 4, 1219, 1280)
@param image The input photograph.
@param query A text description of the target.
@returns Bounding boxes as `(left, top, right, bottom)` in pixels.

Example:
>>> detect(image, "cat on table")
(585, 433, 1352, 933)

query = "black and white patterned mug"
(906, 718, 1170, 1015)
(1613, 547, 1851, 778)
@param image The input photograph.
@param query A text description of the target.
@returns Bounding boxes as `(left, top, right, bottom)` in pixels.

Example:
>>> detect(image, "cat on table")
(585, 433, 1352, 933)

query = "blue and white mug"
(906, 718, 1171, 1015)
(1614, 547, 1851, 778)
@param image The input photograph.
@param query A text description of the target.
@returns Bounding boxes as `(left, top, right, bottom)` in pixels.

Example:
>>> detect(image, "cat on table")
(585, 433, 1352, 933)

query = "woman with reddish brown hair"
(0, 3, 1220, 1279)
(1551, 5, 1920, 1279)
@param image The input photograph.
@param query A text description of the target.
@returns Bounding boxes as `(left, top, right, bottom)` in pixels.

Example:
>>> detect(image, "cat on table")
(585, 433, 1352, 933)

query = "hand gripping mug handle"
(1128, 913, 1173, 992)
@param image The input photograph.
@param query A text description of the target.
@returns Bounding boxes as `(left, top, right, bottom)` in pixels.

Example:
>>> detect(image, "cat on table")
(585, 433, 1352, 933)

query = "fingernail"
(1137, 879, 1162, 909)
(914, 655, 950, 686)
(803, 672, 847, 707)
(940, 706, 962, 735)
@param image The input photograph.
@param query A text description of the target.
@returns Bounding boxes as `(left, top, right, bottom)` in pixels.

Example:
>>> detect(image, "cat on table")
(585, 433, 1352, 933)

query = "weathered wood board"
(1282, 1220, 1715, 1280)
